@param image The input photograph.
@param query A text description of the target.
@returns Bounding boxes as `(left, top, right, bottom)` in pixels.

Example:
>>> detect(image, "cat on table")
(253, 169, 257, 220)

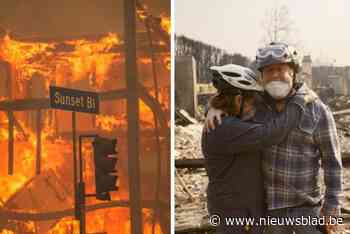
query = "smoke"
(0, 0, 170, 38)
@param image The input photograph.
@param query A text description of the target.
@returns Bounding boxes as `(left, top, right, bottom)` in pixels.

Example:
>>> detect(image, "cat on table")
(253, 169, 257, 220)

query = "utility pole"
(124, 0, 143, 233)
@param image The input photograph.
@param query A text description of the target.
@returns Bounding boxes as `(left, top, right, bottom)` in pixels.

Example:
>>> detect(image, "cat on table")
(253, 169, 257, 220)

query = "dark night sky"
(0, 0, 170, 38)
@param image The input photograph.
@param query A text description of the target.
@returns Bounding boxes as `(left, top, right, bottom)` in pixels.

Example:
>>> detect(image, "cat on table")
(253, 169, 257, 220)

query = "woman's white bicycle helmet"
(210, 64, 263, 92)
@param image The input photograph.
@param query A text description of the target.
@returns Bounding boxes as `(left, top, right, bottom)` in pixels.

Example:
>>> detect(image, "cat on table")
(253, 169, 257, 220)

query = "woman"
(201, 64, 306, 234)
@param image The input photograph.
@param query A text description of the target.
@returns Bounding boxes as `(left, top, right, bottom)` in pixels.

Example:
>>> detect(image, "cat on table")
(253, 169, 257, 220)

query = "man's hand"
(204, 108, 226, 132)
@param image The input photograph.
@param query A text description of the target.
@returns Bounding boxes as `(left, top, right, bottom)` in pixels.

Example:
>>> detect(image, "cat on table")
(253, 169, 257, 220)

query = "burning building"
(0, 0, 170, 234)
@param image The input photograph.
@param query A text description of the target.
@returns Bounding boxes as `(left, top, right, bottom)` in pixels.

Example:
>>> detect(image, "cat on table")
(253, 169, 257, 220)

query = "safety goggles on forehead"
(256, 45, 289, 59)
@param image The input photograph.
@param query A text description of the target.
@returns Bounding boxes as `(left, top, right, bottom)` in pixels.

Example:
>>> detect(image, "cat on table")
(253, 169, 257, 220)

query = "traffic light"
(92, 136, 118, 200)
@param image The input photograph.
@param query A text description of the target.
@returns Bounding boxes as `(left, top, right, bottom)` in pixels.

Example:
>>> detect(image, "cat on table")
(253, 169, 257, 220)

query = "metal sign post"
(49, 86, 100, 234)
(77, 134, 99, 234)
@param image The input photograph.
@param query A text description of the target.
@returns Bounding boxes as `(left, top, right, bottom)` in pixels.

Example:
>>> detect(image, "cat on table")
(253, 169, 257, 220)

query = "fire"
(0, 174, 27, 204)
(96, 114, 126, 132)
(65, 33, 121, 87)
(0, 116, 70, 204)
(163, 56, 171, 70)
(0, 230, 15, 234)
(143, 209, 163, 234)
(137, 9, 148, 21)
(0, 34, 54, 79)
(136, 3, 149, 21)
(46, 208, 163, 234)
(0, 33, 122, 91)
(160, 14, 171, 35)
(136, 3, 170, 36)
(95, 95, 170, 131)
(0, 4, 169, 233)
(47, 219, 79, 234)
(139, 100, 156, 128)
(140, 57, 152, 65)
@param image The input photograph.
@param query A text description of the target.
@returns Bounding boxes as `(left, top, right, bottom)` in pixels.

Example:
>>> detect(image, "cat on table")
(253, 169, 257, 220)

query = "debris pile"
(175, 123, 209, 232)
(329, 96, 350, 111)
(329, 96, 350, 165)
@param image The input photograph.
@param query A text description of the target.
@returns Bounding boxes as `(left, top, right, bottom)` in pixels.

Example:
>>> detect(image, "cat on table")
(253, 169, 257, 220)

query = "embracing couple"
(202, 42, 343, 234)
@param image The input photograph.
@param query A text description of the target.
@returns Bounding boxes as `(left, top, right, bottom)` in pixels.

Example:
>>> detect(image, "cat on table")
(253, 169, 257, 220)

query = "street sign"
(49, 86, 99, 114)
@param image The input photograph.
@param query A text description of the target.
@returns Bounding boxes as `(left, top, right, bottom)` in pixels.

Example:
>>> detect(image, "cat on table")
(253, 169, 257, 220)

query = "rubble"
(329, 96, 350, 111)
(330, 96, 350, 165)
(175, 124, 203, 160)
(175, 123, 208, 232)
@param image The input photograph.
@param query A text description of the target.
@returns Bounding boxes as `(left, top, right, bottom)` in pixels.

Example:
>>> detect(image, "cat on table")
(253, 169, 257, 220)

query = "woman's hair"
(210, 91, 255, 116)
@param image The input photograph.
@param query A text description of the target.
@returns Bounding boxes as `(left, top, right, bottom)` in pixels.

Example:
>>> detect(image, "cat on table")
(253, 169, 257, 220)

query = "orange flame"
(0, 230, 15, 234)
(0, 5, 169, 232)
(0, 174, 27, 204)
(164, 56, 171, 70)
(0, 33, 122, 91)
(47, 219, 79, 234)
(160, 14, 171, 35)
(96, 114, 125, 132)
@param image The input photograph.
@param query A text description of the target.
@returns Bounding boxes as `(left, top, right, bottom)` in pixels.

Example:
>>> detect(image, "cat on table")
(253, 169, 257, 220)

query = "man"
(206, 42, 343, 234)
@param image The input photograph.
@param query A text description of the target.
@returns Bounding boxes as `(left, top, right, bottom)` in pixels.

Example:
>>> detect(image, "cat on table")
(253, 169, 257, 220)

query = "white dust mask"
(264, 81, 292, 100)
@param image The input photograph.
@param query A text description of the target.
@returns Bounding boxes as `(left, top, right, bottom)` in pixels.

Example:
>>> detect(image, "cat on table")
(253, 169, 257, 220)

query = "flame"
(164, 56, 171, 70)
(0, 174, 27, 204)
(48, 219, 79, 234)
(139, 100, 155, 128)
(160, 14, 171, 35)
(140, 57, 152, 65)
(95, 95, 170, 131)
(0, 119, 69, 204)
(0, 230, 15, 234)
(65, 33, 121, 87)
(46, 208, 163, 234)
(137, 10, 148, 21)
(0, 5, 169, 232)
(96, 114, 126, 132)
(0, 33, 122, 91)
(143, 209, 163, 234)
(136, 3, 149, 21)
(0, 34, 54, 78)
